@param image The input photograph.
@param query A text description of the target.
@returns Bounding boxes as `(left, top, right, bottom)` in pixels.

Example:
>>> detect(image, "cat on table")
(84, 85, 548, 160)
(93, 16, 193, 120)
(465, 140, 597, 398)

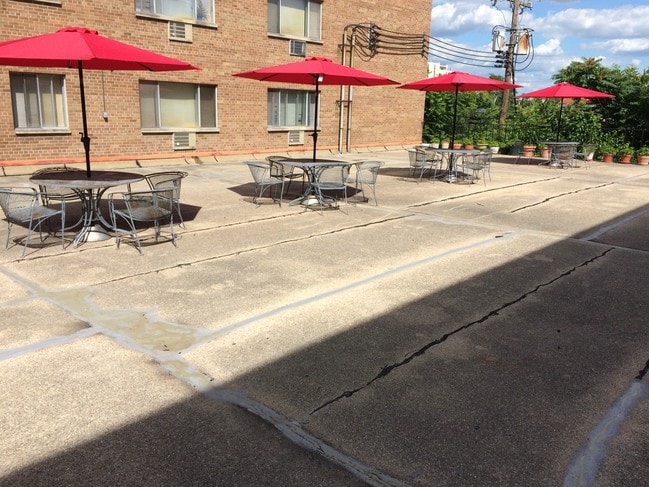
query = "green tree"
(554, 58, 648, 146)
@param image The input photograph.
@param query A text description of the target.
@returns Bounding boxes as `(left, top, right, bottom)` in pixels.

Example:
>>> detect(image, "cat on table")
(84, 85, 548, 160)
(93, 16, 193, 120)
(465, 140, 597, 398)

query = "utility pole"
(493, 0, 533, 128)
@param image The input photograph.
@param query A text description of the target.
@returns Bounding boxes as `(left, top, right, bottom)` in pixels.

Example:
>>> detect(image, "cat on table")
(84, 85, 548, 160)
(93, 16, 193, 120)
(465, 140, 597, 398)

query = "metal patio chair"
(349, 160, 384, 205)
(462, 150, 492, 185)
(108, 188, 176, 255)
(312, 164, 350, 214)
(266, 155, 305, 195)
(0, 187, 66, 256)
(244, 160, 285, 206)
(31, 166, 84, 231)
(144, 171, 188, 227)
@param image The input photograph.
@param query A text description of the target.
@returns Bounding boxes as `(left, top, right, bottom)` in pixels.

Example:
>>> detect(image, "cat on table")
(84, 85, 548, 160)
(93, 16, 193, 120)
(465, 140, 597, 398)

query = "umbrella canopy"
(518, 82, 614, 140)
(399, 71, 521, 148)
(0, 26, 200, 176)
(233, 57, 399, 160)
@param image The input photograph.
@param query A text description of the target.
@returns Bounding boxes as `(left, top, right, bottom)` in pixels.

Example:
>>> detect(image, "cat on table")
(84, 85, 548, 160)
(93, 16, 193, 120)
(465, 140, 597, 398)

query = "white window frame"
(139, 81, 218, 131)
(10, 73, 69, 133)
(135, 0, 215, 24)
(267, 0, 322, 42)
(267, 89, 317, 130)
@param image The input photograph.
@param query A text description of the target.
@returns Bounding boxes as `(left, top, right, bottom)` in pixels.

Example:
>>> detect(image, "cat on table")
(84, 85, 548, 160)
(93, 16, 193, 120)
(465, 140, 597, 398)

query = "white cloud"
(588, 38, 649, 54)
(529, 6, 649, 41)
(431, 1, 506, 37)
(534, 39, 564, 56)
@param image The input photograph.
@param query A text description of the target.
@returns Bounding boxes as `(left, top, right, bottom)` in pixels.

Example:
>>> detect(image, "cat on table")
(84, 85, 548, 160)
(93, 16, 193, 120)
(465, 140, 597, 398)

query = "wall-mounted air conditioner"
(172, 132, 196, 150)
(168, 21, 193, 42)
(288, 130, 305, 146)
(289, 39, 306, 57)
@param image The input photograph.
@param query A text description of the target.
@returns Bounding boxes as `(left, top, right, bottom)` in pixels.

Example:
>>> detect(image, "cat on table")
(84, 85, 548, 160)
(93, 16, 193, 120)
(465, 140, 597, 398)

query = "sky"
(429, 0, 649, 92)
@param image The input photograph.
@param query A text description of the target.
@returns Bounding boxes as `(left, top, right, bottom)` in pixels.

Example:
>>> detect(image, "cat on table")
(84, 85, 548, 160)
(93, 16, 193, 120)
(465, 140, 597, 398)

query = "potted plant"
(487, 139, 501, 154)
(538, 143, 550, 159)
(522, 143, 536, 158)
(616, 142, 633, 164)
(597, 142, 615, 163)
(637, 147, 649, 165)
(475, 139, 488, 151)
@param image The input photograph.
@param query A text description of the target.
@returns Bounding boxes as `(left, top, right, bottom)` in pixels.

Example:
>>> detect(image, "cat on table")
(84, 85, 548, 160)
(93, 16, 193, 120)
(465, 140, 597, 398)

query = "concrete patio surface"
(1, 150, 648, 486)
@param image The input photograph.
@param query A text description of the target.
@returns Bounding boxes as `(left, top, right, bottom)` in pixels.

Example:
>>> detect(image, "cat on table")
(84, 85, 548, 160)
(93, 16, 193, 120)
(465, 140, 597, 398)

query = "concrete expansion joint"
(310, 248, 614, 416)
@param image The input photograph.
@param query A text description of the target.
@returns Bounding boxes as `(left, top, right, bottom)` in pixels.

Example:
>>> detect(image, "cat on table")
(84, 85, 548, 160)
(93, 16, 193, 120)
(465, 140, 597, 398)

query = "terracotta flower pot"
(540, 149, 550, 159)
(637, 155, 649, 165)
(619, 154, 632, 164)
(452, 143, 462, 150)
(603, 153, 614, 163)
(464, 144, 474, 150)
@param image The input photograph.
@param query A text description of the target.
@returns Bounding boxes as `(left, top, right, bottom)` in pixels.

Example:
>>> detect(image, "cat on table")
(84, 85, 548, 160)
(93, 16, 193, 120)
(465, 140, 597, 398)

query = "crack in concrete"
(510, 183, 613, 213)
(636, 359, 649, 381)
(94, 213, 413, 286)
(310, 247, 614, 415)
(408, 177, 560, 208)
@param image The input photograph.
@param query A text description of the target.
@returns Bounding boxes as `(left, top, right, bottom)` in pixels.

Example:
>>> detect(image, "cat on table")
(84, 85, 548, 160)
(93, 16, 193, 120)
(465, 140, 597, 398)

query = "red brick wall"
(0, 0, 430, 165)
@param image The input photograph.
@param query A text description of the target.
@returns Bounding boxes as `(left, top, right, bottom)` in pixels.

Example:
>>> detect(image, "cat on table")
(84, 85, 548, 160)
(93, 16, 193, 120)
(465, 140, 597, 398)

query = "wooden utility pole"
(498, 0, 521, 128)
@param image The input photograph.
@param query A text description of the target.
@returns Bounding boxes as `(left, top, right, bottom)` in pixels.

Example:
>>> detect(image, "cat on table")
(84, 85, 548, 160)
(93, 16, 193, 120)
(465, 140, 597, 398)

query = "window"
(267, 0, 321, 41)
(139, 81, 217, 130)
(10, 73, 68, 131)
(267, 89, 316, 129)
(135, 0, 214, 23)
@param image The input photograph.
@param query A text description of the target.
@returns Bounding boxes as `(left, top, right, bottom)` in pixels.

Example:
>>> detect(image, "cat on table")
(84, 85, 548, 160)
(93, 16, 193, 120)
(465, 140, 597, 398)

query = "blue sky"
(430, 0, 649, 92)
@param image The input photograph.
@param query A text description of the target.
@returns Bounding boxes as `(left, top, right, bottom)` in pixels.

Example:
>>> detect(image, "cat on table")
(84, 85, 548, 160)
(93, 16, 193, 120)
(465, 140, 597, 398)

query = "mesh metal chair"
(349, 160, 384, 205)
(144, 171, 188, 227)
(312, 164, 350, 214)
(266, 155, 305, 195)
(31, 166, 84, 230)
(0, 187, 66, 257)
(573, 144, 595, 169)
(462, 150, 492, 185)
(108, 188, 176, 255)
(555, 144, 577, 168)
(244, 160, 285, 206)
(409, 147, 439, 182)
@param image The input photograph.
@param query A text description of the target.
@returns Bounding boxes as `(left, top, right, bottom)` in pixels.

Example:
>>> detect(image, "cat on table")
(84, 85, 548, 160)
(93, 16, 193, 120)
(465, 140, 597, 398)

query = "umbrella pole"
(556, 98, 564, 141)
(312, 76, 320, 162)
(450, 86, 459, 148)
(78, 62, 92, 178)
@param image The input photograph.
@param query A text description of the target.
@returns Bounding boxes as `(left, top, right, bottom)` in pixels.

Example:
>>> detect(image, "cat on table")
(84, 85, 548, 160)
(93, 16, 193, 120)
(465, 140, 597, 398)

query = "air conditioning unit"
(288, 130, 305, 146)
(168, 21, 193, 42)
(289, 39, 306, 57)
(172, 132, 196, 150)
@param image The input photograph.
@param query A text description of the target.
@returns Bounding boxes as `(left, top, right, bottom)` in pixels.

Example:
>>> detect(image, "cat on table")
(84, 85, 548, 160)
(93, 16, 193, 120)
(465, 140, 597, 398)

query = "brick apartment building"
(0, 0, 432, 166)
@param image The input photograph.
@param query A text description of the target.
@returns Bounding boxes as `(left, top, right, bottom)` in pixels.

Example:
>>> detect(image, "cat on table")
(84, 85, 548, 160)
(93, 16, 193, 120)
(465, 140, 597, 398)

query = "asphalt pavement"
(1, 149, 648, 486)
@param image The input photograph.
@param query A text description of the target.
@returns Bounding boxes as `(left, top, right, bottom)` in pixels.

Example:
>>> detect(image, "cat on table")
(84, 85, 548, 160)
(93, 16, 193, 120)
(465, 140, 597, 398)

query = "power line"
(345, 23, 533, 71)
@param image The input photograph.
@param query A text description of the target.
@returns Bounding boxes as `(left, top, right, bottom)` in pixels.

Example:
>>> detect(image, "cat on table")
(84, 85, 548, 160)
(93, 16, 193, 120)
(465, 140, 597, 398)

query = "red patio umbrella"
(0, 26, 200, 177)
(398, 71, 521, 149)
(233, 57, 399, 160)
(518, 82, 614, 141)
